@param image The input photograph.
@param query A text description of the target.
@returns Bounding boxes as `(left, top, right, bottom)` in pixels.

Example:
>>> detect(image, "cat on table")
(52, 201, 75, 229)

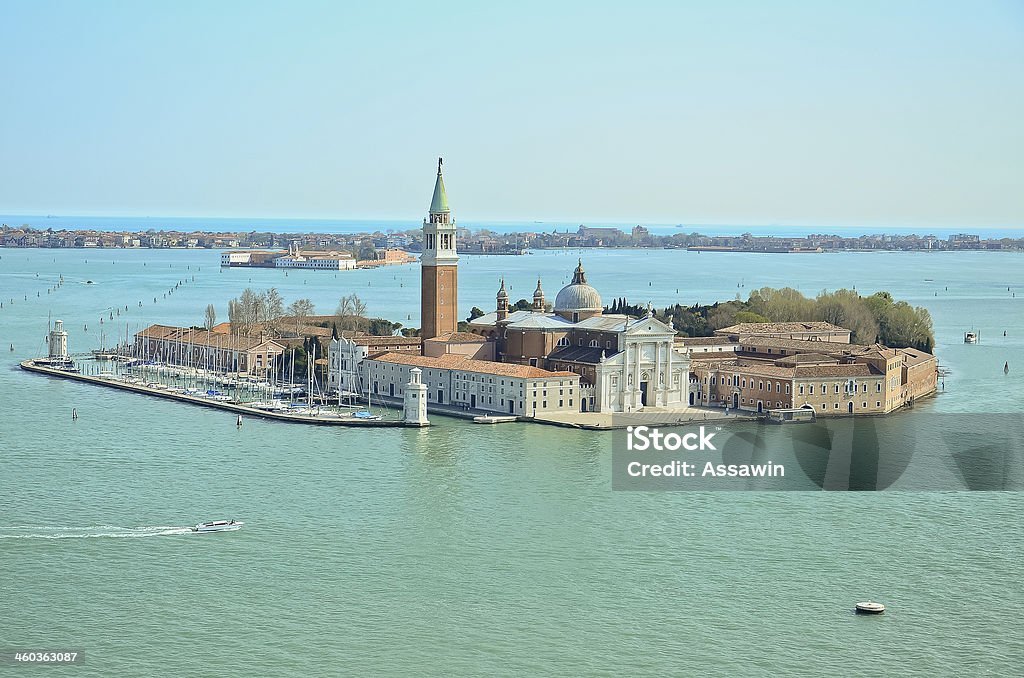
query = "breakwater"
(19, 360, 413, 427)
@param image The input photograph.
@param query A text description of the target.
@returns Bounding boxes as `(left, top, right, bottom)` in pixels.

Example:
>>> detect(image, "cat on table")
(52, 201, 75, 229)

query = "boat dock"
(20, 360, 414, 427)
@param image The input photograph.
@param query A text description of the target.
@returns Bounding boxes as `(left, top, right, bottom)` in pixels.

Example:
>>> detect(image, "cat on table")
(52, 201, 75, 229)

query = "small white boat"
(192, 520, 243, 533)
(855, 601, 885, 614)
(964, 331, 978, 344)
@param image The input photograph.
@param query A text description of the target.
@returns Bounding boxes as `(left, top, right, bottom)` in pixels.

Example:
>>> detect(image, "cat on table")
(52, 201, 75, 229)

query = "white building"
(273, 252, 356, 270)
(364, 352, 580, 416)
(590, 314, 693, 413)
(220, 251, 252, 266)
(327, 334, 423, 395)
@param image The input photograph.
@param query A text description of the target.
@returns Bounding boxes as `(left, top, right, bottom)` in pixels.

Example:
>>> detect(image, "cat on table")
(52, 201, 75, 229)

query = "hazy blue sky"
(0, 0, 1021, 227)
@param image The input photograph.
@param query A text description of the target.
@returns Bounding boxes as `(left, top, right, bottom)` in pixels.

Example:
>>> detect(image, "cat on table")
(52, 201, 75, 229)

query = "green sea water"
(1, 247, 1022, 676)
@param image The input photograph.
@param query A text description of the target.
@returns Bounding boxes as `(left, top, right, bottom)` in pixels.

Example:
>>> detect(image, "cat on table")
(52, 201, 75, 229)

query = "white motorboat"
(192, 520, 243, 533)
(855, 601, 885, 614)
(964, 331, 978, 343)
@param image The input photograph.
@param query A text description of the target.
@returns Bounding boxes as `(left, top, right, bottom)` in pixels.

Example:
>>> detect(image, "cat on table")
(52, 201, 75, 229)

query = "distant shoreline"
(3, 222, 1022, 253)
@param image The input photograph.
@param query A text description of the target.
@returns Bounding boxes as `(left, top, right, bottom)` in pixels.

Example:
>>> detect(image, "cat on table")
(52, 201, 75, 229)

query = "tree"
(227, 299, 241, 334)
(467, 307, 485, 322)
(814, 289, 879, 344)
(336, 293, 368, 333)
(512, 298, 532, 311)
(286, 298, 316, 336)
(368, 318, 402, 336)
(748, 287, 814, 322)
(204, 304, 217, 331)
(262, 287, 285, 333)
(733, 310, 770, 325)
(237, 288, 261, 335)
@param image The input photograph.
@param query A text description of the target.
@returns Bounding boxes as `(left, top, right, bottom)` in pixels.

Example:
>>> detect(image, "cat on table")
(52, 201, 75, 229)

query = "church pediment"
(624, 316, 675, 337)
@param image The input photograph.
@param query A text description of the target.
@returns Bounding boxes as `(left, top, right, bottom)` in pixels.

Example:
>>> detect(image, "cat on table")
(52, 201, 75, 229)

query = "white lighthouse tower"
(48, 319, 69, 359)
(403, 367, 429, 427)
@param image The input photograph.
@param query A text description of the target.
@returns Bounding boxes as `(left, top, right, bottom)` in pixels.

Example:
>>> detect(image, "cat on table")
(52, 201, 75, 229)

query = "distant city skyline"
(1, 1, 1022, 228)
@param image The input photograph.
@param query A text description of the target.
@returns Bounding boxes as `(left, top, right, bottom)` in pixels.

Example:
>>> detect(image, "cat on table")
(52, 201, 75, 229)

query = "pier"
(20, 360, 416, 427)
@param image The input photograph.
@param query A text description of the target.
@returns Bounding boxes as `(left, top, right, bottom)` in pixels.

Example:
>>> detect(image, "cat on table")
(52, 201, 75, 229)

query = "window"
(589, 339, 598, 348)
(556, 337, 569, 347)
(809, 385, 814, 395)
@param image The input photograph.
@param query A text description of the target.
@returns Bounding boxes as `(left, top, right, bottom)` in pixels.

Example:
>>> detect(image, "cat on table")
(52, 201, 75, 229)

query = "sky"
(0, 0, 1021, 228)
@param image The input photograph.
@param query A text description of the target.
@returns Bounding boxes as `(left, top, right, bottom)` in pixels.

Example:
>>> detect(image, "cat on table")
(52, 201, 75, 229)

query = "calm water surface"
(1, 248, 1022, 676)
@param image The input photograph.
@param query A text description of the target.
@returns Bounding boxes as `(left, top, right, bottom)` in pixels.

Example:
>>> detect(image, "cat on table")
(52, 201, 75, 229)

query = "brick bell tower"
(420, 157, 459, 340)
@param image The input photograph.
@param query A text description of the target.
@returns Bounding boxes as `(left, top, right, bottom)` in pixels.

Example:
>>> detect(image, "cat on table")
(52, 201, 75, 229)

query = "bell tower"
(496, 279, 509, 321)
(420, 157, 459, 339)
(532, 279, 545, 311)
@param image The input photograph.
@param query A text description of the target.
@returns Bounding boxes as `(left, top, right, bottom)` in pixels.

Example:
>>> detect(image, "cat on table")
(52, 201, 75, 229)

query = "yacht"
(32, 356, 79, 372)
(192, 520, 243, 533)
(964, 331, 978, 344)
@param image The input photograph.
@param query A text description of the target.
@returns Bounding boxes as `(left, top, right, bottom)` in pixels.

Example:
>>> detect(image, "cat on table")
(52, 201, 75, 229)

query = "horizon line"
(1, 212, 1022, 233)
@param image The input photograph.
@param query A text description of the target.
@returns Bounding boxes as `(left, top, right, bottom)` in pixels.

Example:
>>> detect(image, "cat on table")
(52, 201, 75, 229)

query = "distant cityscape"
(2, 222, 1022, 253)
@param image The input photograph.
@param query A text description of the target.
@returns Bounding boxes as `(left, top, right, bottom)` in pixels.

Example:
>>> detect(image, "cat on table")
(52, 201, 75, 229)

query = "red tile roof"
(368, 352, 578, 379)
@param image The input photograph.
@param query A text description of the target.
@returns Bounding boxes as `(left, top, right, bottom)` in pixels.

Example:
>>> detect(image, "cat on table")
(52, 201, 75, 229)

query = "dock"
(20, 360, 413, 427)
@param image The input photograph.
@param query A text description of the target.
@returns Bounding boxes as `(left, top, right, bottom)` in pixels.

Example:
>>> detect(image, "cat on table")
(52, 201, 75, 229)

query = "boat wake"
(0, 525, 194, 539)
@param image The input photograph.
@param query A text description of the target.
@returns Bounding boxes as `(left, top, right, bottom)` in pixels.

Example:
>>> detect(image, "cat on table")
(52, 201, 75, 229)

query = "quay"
(362, 392, 751, 430)
(19, 359, 416, 427)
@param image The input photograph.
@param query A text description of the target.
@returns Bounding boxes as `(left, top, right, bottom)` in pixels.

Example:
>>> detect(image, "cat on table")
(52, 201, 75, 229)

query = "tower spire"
(430, 157, 449, 214)
(496, 278, 509, 321)
(532, 278, 545, 311)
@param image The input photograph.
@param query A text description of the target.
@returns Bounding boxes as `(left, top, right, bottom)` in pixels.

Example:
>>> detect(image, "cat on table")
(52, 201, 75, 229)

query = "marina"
(20, 359, 411, 426)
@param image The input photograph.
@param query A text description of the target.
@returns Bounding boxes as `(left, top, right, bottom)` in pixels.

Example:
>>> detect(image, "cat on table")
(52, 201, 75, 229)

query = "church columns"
(654, 342, 663, 406)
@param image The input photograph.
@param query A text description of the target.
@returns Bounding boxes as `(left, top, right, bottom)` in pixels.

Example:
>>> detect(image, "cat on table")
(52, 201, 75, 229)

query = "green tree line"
(609, 287, 934, 352)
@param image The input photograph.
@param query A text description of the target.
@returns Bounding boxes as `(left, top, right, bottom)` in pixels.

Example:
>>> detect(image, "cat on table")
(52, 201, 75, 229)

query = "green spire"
(430, 156, 450, 214)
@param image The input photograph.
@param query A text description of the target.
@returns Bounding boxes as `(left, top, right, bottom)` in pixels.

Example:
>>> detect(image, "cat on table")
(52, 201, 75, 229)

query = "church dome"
(554, 260, 603, 312)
